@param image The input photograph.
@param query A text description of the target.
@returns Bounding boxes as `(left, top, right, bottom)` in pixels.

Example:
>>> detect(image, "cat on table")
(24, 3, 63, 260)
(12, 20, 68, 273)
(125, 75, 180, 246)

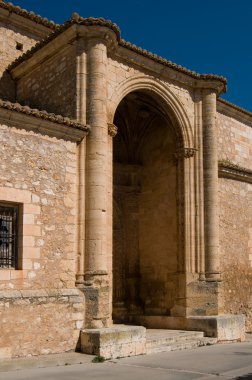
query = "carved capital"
(175, 147, 197, 160)
(108, 123, 118, 137)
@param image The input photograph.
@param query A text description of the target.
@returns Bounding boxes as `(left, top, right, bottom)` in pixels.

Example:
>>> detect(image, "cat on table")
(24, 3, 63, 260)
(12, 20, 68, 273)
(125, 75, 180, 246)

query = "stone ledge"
(80, 325, 146, 359)
(0, 288, 83, 303)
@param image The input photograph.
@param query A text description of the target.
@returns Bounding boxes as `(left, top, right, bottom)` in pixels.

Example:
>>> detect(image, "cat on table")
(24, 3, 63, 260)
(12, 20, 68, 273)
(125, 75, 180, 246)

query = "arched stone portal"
(112, 90, 183, 322)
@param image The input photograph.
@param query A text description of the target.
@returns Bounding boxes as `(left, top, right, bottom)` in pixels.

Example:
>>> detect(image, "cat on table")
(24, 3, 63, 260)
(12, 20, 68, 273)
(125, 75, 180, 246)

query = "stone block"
(187, 315, 245, 341)
(80, 325, 146, 359)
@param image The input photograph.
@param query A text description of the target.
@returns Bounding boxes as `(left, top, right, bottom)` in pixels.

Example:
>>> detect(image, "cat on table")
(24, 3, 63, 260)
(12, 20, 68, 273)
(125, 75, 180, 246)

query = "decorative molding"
(108, 123, 118, 137)
(218, 160, 252, 184)
(175, 147, 197, 160)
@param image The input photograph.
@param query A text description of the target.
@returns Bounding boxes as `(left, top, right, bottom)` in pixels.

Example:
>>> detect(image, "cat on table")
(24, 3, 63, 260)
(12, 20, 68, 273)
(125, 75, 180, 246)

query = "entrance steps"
(81, 326, 218, 359)
(146, 329, 217, 354)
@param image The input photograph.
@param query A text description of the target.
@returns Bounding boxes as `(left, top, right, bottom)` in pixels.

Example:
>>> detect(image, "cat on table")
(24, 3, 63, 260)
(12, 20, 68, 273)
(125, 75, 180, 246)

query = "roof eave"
(0, 100, 89, 142)
(7, 13, 227, 93)
(0, 1, 57, 31)
(217, 98, 252, 126)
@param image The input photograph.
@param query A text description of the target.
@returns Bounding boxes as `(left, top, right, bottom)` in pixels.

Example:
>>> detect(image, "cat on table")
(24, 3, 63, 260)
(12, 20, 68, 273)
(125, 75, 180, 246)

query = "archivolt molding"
(107, 75, 194, 149)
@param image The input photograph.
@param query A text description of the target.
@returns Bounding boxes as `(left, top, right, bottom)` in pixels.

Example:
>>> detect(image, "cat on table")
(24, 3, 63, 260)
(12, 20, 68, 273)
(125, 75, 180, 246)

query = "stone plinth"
(80, 325, 146, 359)
(187, 315, 245, 341)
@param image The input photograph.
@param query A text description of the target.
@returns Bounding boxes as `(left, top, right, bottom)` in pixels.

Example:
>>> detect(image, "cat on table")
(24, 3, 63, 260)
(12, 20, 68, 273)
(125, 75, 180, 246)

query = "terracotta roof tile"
(7, 12, 227, 87)
(119, 39, 227, 84)
(0, 99, 89, 132)
(7, 16, 121, 71)
(219, 160, 252, 175)
(0, 0, 58, 30)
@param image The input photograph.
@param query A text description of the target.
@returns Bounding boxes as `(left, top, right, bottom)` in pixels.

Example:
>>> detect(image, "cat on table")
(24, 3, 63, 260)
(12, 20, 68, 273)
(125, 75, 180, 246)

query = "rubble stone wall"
(0, 121, 83, 358)
(0, 289, 84, 359)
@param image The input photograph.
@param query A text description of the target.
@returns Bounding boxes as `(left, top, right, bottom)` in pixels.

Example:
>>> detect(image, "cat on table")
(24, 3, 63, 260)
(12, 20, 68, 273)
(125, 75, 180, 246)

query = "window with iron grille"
(0, 203, 19, 269)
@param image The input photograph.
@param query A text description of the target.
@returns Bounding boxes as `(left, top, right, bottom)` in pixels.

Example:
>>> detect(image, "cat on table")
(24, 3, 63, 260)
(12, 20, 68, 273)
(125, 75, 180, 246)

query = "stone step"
(146, 329, 204, 347)
(147, 337, 217, 354)
(146, 329, 217, 354)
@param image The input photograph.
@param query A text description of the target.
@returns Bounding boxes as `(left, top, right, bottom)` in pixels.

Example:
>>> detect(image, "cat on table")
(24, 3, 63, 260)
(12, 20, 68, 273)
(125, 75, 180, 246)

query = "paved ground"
(1, 341, 252, 380)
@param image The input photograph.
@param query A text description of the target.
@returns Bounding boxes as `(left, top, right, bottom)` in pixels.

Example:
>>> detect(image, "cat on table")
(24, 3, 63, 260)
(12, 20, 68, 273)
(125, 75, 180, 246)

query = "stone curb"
(0, 352, 95, 373)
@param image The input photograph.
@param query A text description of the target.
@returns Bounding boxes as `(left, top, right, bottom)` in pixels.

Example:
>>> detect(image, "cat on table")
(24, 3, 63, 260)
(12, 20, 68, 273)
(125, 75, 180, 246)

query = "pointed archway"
(112, 90, 183, 322)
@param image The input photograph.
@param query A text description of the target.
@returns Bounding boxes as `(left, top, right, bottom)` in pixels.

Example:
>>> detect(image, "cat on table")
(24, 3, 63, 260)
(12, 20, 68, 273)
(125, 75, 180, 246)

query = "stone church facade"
(0, 1, 251, 359)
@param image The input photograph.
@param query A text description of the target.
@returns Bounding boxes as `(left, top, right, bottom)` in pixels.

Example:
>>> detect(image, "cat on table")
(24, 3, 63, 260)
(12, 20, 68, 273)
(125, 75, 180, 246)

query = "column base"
(82, 272, 111, 328)
(205, 272, 221, 281)
(75, 274, 85, 288)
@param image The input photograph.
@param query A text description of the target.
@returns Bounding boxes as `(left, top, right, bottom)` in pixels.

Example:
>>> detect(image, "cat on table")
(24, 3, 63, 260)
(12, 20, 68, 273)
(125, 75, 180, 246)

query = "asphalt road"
(1, 341, 252, 380)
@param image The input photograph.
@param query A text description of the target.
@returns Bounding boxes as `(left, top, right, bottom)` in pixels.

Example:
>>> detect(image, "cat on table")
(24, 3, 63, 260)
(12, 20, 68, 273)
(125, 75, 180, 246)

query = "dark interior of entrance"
(113, 90, 179, 323)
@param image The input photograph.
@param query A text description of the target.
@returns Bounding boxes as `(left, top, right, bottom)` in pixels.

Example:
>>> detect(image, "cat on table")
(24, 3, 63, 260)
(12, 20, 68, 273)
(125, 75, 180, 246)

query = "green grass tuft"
(92, 355, 106, 363)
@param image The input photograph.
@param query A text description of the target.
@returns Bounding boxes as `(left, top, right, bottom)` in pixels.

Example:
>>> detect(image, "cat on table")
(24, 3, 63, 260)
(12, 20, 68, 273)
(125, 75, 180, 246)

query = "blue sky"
(11, 0, 252, 111)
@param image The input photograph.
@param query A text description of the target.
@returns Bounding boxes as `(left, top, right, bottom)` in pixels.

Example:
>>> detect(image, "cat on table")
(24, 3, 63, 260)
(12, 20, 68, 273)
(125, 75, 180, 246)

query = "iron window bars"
(0, 203, 19, 269)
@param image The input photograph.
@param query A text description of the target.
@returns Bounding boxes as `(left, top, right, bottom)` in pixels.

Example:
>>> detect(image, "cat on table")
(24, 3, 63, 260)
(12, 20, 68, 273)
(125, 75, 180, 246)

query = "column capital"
(202, 88, 218, 96)
(108, 123, 118, 137)
(86, 29, 118, 52)
(175, 147, 197, 160)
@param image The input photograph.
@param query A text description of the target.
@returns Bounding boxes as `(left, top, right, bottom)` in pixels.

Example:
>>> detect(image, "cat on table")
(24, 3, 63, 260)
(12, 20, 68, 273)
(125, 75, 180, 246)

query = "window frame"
(0, 202, 22, 270)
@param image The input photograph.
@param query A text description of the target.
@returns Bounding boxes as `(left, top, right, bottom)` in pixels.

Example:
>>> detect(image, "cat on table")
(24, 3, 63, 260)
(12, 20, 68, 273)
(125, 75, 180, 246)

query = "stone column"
(108, 123, 117, 321)
(202, 89, 220, 281)
(194, 90, 205, 278)
(84, 36, 110, 328)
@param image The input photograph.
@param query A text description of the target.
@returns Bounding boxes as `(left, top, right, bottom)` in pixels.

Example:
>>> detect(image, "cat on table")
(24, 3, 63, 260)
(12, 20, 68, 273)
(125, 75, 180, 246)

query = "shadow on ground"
(233, 374, 252, 379)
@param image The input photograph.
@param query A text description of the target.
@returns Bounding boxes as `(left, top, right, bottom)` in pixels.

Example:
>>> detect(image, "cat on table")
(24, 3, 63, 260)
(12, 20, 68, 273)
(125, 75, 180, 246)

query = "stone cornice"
(218, 160, 252, 184)
(0, 99, 89, 142)
(217, 98, 252, 127)
(7, 12, 226, 92)
(0, 0, 57, 30)
(119, 40, 227, 93)
(8, 16, 121, 73)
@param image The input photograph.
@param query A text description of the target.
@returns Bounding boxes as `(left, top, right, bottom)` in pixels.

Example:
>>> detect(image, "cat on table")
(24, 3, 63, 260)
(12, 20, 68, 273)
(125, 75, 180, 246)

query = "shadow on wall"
(0, 71, 15, 101)
(233, 374, 252, 379)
